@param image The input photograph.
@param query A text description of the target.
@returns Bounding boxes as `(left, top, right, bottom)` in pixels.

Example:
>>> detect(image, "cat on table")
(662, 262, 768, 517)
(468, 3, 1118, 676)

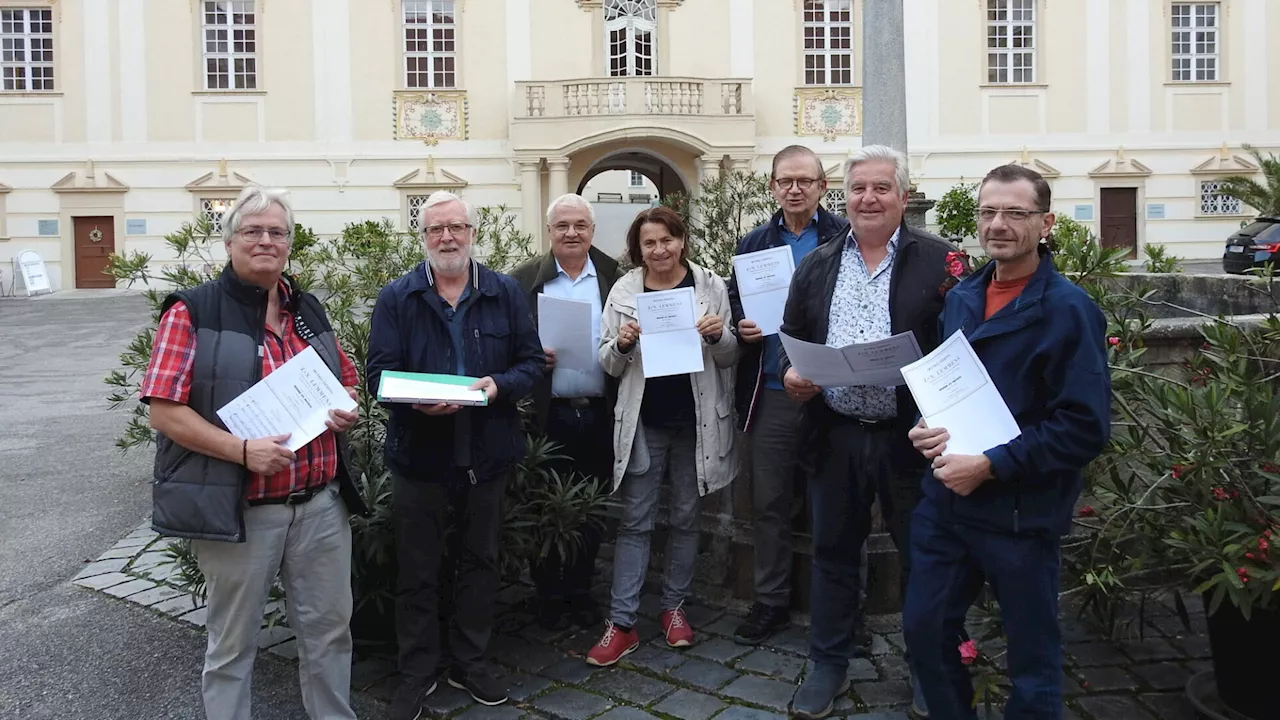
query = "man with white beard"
(367, 190, 544, 720)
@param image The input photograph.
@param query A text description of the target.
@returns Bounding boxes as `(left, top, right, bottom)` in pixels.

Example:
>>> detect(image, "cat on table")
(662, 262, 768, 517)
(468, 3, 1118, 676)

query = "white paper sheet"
(537, 294, 597, 372)
(636, 286, 705, 378)
(779, 331, 924, 388)
(733, 246, 795, 337)
(900, 330, 1022, 456)
(216, 346, 357, 452)
(377, 373, 488, 406)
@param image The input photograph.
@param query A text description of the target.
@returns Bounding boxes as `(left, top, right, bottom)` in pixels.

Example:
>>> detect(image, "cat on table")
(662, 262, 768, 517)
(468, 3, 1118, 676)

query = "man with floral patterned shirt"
(141, 185, 367, 720)
(778, 145, 957, 720)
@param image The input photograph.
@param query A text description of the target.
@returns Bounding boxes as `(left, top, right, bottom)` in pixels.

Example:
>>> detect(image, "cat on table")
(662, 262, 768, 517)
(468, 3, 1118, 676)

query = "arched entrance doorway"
(570, 144, 696, 258)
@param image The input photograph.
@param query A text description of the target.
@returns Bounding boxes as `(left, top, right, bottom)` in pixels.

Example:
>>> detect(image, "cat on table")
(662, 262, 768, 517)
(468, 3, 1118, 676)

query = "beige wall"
(147, 0, 195, 142)
(1108, 0, 1128, 134)
(531, 3, 593, 79)
(350, 0, 395, 142)
(1042, 0, 1085, 134)
(1272, 6, 1280, 126)
(462, 0, 508, 141)
(937, 0, 981, 136)
(263, 0, 315, 142)
(751, 0, 796, 138)
(666, 1, 729, 78)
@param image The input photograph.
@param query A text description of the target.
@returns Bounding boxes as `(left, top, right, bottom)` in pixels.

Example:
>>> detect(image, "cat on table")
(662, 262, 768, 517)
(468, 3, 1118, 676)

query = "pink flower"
(1212, 487, 1228, 501)
(945, 252, 967, 278)
(1078, 505, 1096, 518)
(1259, 537, 1270, 552)
(1246, 552, 1256, 560)
(1237, 567, 1250, 584)
(1107, 337, 1120, 347)
(958, 639, 979, 665)
(1172, 464, 1184, 479)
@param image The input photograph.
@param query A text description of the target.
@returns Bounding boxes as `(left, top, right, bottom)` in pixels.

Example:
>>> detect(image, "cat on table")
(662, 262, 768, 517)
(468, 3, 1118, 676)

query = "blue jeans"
(903, 499, 1063, 720)
(608, 423, 701, 628)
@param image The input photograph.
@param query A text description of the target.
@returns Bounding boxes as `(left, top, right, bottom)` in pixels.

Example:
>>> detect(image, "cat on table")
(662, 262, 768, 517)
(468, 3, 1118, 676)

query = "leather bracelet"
(242, 439, 248, 467)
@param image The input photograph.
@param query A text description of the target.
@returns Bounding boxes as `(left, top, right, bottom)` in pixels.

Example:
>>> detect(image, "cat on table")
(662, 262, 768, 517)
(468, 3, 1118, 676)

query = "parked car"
(1223, 216, 1280, 274)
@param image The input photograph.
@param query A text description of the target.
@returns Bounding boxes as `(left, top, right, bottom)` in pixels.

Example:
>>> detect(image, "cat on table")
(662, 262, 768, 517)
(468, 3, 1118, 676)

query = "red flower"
(958, 639, 979, 665)
(1246, 552, 1256, 560)
(1259, 537, 1270, 552)
(1172, 464, 1184, 479)
(945, 251, 968, 279)
(1265, 529, 1273, 539)
(1237, 567, 1250, 583)
(1263, 463, 1278, 474)
(1212, 487, 1228, 501)
(1107, 337, 1121, 347)
(1078, 505, 1096, 517)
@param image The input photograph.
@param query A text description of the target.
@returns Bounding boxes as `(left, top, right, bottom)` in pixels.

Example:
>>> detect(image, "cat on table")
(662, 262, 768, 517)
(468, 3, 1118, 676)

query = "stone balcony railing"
(510, 76, 756, 150)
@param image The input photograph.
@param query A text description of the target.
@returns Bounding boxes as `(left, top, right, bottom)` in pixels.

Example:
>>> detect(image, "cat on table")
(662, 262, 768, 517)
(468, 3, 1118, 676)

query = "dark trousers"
(748, 388, 806, 608)
(903, 499, 1063, 720)
(529, 398, 610, 601)
(393, 473, 507, 681)
(808, 413, 923, 668)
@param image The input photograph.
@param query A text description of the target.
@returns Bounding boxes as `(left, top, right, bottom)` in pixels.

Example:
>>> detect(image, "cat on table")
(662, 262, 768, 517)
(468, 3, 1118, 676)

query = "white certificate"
(216, 346, 357, 452)
(732, 246, 795, 337)
(636, 287, 705, 378)
(900, 330, 1021, 456)
(779, 331, 923, 388)
(537, 294, 597, 372)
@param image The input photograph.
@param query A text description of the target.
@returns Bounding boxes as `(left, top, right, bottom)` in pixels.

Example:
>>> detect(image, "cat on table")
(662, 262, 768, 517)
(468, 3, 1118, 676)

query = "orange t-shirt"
(985, 275, 1032, 320)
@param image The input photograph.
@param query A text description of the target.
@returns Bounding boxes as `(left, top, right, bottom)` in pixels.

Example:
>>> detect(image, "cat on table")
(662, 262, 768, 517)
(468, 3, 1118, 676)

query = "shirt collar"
(555, 255, 598, 281)
(778, 211, 820, 230)
(846, 225, 902, 252)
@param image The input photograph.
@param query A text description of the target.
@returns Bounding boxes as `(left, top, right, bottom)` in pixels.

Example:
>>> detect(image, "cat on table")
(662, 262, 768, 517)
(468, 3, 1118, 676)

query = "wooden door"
(1099, 188, 1138, 260)
(74, 216, 116, 288)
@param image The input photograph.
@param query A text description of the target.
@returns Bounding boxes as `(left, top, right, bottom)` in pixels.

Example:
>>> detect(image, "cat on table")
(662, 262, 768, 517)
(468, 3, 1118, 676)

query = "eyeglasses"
(976, 207, 1047, 222)
(773, 178, 821, 191)
(237, 226, 291, 243)
(424, 222, 473, 239)
(552, 222, 592, 235)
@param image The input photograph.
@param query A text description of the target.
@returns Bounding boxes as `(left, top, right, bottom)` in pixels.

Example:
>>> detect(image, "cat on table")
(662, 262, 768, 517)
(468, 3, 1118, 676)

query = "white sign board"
(14, 250, 52, 296)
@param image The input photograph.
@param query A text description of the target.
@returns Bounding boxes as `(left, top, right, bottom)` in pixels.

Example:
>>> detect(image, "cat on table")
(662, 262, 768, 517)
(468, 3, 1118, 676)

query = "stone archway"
(570, 143, 700, 259)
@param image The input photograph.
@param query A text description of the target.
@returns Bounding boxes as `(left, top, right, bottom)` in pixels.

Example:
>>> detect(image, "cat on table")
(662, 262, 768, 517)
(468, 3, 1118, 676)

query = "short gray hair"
(419, 190, 476, 230)
(222, 184, 295, 244)
(844, 145, 910, 196)
(546, 193, 596, 225)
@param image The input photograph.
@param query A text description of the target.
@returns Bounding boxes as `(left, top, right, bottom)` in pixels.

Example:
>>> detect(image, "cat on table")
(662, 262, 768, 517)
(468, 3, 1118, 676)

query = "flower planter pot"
(1203, 594, 1280, 719)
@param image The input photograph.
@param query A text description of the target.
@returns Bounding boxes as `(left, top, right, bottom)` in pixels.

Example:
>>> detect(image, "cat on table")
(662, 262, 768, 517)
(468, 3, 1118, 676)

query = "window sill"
(979, 83, 1048, 89)
(1195, 214, 1251, 220)
(1164, 81, 1230, 88)
(796, 84, 863, 90)
(192, 90, 267, 96)
(0, 91, 63, 98)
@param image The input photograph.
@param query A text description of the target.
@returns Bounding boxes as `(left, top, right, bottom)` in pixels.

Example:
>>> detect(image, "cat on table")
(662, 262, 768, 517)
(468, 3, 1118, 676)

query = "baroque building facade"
(0, 0, 1277, 289)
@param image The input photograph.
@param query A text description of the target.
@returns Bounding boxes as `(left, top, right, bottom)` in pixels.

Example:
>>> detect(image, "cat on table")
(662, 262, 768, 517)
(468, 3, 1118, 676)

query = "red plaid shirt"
(140, 285, 359, 502)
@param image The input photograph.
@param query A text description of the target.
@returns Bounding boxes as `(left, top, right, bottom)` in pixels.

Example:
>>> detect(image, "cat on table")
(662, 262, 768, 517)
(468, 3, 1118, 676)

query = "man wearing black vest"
(140, 185, 369, 720)
(510, 193, 622, 631)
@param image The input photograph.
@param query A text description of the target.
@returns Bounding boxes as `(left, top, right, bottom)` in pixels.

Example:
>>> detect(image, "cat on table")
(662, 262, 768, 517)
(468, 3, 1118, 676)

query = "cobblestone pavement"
(78, 524, 1212, 720)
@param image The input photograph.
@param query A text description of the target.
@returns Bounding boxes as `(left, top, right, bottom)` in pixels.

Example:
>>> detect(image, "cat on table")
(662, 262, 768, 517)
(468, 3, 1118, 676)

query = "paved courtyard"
(1, 293, 1215, 720)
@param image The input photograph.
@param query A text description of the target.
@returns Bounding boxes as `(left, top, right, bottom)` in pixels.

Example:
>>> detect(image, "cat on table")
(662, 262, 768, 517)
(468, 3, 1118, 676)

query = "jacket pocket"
(476, 323, 512, 376)
(715, 396, 734, 456)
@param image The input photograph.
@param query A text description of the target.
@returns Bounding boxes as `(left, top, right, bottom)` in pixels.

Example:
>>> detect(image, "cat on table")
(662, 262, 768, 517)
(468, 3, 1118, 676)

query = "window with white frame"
(605, 0, 656, 77)
(1171, 3, 1219, 82)
(200, 198, 233, 234)
(1200, 180, 1242, 216)
(802, 0, 853, 86)
(823, 188, 847, 217)
(407, 194, 429, 233)
(986, 0, 1035, 84)
(629, 170, 644, 187)
(403, 0, 456, 89)
(1, 8, 54, 91)
(202, 1, 257, 91)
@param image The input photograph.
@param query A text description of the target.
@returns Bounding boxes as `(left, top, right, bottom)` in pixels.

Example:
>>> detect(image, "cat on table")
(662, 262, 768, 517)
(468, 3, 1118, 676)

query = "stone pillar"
(547, 158, 570, 203)
(861, 0, 908, 153)
(728, 156, 753, 176)
(517, 158, 543, 244)
(904, 192, 936, 230)
(698, 155, 722, 186)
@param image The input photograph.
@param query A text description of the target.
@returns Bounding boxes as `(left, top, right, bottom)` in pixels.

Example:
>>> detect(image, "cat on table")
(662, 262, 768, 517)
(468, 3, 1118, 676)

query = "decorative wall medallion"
(89, 228, 103, 243)
(794, 88, 863, 141)
(394, 92, 468, 144)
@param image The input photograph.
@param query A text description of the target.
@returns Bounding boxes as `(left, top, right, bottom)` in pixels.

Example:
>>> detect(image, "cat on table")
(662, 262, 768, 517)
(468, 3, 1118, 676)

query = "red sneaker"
(585, 622, 640, 666)
(660, 607, 694, 648)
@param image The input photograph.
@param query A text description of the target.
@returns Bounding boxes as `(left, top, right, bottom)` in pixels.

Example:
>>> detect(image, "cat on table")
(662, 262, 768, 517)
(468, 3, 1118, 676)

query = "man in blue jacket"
(904, 164, 1111, 720)
(367, 191, 544, 719)
(726, 145, 848, 645)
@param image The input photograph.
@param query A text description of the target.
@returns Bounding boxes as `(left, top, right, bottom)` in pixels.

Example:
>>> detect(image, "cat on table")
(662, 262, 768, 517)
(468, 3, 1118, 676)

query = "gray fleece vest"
(149, 267, 351, 542)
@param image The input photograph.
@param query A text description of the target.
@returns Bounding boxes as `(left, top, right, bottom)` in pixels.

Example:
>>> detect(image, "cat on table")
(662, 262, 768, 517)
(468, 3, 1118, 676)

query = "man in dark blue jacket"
(727, 145, 848, 645)
(367, 191, 544, 719)
(904, 165, 1111, 720)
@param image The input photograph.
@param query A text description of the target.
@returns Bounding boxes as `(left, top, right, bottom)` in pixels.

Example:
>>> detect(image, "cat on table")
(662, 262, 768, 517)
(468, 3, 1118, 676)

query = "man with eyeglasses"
(368, 190, 544, 718)
(726, 146, 848, 647)
(139, 185, 368, 720)
(510, 193, 622, 631)
(779, 145, 956, 720)
(904, 164, 1110, 719)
